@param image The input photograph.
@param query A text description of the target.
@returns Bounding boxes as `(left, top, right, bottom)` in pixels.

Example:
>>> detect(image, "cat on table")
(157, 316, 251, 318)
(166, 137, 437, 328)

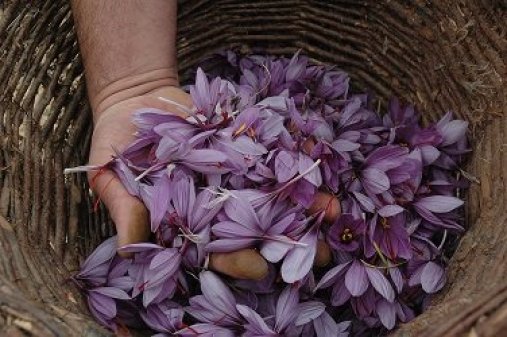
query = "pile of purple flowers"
(70, 51, 470, 336)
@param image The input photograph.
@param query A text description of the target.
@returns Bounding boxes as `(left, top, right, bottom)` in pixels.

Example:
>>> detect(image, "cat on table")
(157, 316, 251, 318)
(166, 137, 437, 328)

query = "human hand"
(88, 86, 271, 280)
(88, 86, 339, 280)
(88, 86, 190, 251)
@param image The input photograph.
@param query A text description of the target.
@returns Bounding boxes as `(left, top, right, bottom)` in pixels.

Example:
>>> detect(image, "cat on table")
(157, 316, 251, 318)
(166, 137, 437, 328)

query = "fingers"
(208, 243, 332, 281)
(208, 190, 339, 279)
(87, 87, 192, 257)
(89, 112, 151, 256)
(301, 137, 342, 224)
(209, 249, 269, 280)
(307, 190, 339, 268)
(88, 169, 151, 257)
(307, 191, 341, 223)
(314, 240, 332, 267)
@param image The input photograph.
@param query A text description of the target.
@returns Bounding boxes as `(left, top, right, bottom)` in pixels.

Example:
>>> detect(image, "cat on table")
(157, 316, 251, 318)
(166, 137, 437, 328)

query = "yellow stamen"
(340, 228, 354, 242)
(380, 217, 390, 229)
(246, 127, 256, 139)
(233, 123, 247, 137)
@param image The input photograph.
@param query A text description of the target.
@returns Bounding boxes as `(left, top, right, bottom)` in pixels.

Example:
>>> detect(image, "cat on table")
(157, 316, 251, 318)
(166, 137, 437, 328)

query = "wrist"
(91, 67, 179, 120)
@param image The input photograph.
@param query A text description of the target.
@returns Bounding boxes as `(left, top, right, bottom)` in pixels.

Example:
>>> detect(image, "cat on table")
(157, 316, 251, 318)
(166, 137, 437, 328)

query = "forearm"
(71, 0, 179, 119)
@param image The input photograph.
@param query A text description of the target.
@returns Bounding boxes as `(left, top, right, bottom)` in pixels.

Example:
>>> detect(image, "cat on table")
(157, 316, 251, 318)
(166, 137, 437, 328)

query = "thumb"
(89, 169, 150, 257)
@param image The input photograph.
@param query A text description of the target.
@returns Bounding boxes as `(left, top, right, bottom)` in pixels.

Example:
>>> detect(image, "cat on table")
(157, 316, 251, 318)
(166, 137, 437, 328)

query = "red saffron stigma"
(180, 322, 199, 335)
(93, 176, 115, 212)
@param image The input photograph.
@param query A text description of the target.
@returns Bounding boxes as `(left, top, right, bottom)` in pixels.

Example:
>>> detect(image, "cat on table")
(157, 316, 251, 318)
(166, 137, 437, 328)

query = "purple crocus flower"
(236, 285, 301, 337)
(189, 68, 237, 123)
(413, 195, 464, 230)
(67, 50, 471, 336)
(73, 236, 117, 287)
(168, 176, 224, 267)
(207, 193, 306, 254)
(315, 259, 396, 309)
(106, 257, 133, 292)
(408, 260, 446, 294)
(229, 105, 287, 149)
(87, 286, 131, 330)
(333, 95, 382, 131)
(382, 99, 446, 167)
(366, 206, 412, 260)
(433, 111, 470, 168)
(359, 145, 409, 197)
(273, 150, 322, 189)
(327, 214, 367, 252)
(310, 65, 349, 101)
(207, 193, 319, 283)
(295, 301, 350, 337)
(140, 300, 185, 336)
(119, 243, 182, 307)
(300, 137, 358, 193)
(185, 271, 244, 335)
(383, 97, 419, 130)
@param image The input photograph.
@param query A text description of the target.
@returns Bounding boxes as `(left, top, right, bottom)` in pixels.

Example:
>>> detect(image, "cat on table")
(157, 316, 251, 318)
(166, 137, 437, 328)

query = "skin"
(71, 0, 338, 280)
(314, 240, 332, 267)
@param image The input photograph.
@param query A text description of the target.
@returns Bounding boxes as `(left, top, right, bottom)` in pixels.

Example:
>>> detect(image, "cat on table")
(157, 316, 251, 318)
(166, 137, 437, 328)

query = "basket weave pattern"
(0, 1, 505, 336)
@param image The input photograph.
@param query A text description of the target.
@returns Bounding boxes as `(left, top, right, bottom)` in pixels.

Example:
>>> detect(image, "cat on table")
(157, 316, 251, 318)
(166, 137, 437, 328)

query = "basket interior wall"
(0, 1, 505, 336)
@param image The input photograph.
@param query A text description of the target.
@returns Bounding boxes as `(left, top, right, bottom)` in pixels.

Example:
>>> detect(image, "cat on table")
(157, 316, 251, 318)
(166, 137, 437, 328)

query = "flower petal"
(200, 271, 238, 316)
(331, 139, 360, 152)
(415, 196, 464, 213)
(224, 196, 261, 230)
(88, 292, 116, 321)
(275, 285, 299, 331)
(352, 191, 375, 213)
(389, 267, 404, 294)
(236, 304, 273, 334)
(421, 261, 446, 294)
(176, 324, 235, 337)
(295, 301, 326, 326)
(205, 238, 256, 253)
(118, 243, 163, 253)
(212, 220, 259, 238)
(149, 174, 172, 232)
(260, 240, 292, 263)
(365, 266, 395, 302)
(361, 168, 390, 194)
(281, 228, 318, 283)
(313, 311, 340, 337)
(365, 145, 408, 171)
(299, 153, 323, 187)
(376, 299, 396, 330)
(314, 262, 350, 291)
(345, 260, 368, 297)
(275, 151, 298, 183)
(439, 119, 468, 146)
(378, 205, 404, 217)
(91, 287, 130, 300)
(420, 145, 440, 165)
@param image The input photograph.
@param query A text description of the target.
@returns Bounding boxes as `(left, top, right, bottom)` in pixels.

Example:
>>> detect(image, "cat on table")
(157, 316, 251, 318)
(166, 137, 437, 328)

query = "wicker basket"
(0, 1, 505, 336)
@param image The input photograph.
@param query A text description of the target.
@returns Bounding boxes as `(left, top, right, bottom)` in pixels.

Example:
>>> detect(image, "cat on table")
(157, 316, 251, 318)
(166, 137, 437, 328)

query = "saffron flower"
(66, 51, 471, 336)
